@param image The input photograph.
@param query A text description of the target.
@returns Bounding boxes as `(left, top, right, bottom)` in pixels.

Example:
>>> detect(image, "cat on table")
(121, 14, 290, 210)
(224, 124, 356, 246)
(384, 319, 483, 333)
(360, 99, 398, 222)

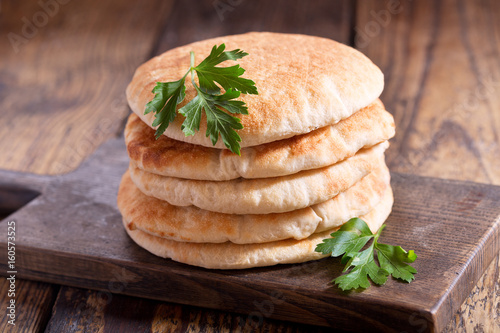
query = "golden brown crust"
(125, 99, 395, 180)
(126, 32, 384, 148)
(117, 164, 389, 244)
(122, 187, 394, 269)
(128, 142, 389, 214)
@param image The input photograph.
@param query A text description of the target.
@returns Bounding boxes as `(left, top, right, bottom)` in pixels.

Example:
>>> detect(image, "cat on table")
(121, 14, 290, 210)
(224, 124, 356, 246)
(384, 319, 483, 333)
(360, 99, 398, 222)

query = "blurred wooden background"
(0, 0, 498, 332)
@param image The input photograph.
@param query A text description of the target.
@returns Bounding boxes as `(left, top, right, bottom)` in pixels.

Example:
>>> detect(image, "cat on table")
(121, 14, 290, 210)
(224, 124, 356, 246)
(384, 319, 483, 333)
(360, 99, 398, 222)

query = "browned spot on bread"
(124, 99, 394, 181)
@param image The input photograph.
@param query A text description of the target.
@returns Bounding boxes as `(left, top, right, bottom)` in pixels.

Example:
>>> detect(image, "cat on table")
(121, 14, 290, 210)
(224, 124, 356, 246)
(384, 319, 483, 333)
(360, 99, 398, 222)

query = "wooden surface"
(0, 0, 499, 332)
(356, 1, 500, 331)
(45, 286, 332, 333)
(359, 0, 500, 184)
(1, 138, 499, 332)
(0, 0, 174, 175)
(0, 278, 57, 333)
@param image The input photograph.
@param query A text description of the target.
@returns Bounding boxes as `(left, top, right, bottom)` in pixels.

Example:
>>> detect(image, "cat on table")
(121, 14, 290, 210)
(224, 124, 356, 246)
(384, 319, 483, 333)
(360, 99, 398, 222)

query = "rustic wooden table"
(0, 0, 498, 332)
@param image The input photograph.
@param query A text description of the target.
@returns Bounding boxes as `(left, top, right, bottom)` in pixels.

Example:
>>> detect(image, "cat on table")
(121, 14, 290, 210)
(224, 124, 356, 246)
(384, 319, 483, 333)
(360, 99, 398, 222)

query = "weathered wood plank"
(355, 0, 500, 331)
(442, 255, 500, 333)
(154, 0, 353, 54)
(0, 0, 174, 174)
(0, 278, 58, 333)
(45, 287, 157, 333)
(355, 0, 500, 183)
(0, 181, 53, 332)
(45, 286, 333, 333)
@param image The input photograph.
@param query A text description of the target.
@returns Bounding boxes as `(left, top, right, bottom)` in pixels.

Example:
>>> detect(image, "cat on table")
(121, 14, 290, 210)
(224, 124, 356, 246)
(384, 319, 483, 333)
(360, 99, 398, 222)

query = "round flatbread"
(125, 99, 395, 180)
(118, 164, 390, 244)
(126, 32, 384, 148)
(129, 141, 389, 215)
(122, 186, 393, 269)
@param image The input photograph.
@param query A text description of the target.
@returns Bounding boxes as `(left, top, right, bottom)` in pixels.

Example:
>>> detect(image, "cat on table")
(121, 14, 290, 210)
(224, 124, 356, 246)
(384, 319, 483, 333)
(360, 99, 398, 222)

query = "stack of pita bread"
(118, 32, 395, 269)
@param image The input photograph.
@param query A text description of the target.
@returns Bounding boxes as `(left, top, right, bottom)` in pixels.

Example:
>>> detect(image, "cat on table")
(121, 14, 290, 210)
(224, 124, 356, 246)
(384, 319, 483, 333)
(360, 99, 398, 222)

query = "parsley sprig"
(144, 44, 258, 155)
(315, 218, 417, 291)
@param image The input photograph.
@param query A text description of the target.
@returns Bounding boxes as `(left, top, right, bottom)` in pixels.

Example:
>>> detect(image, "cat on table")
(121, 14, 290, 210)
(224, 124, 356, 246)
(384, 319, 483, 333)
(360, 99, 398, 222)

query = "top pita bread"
(126, 32, 384, 148)
(125, 99, 395, 180)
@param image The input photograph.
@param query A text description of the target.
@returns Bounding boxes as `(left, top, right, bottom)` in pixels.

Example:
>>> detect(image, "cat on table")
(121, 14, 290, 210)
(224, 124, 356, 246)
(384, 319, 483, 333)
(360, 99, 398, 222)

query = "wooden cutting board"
(0, 138, 499, 333)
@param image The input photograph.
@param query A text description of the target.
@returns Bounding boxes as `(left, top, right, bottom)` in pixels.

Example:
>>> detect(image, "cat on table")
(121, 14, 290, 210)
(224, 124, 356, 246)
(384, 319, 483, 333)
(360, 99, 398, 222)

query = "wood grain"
(0, 138, 499, 333)
(45, 286, 157, 332)
(0, 0, 174, 175)
(153, 0, 353, 54)
(0, 182, 51, 332)
(44, 286, 334, 333)
(355, 0, 500, 183)
(0, 278, 58, 333)
(355, 0, 500, 331)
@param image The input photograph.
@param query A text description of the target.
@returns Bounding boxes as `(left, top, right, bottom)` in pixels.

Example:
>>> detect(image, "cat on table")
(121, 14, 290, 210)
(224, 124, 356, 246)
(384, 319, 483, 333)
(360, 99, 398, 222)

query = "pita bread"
(129, 141, 388, 215)
(118, 164, 389, 244)
(125, 99, 395, 180)
(126, 32, 384, 148)
(122, 186, 393, 269)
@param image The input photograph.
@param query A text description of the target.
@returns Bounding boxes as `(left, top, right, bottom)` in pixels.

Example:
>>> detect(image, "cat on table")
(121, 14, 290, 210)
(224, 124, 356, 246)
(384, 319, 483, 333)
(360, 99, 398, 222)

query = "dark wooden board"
(0, 138, 499, 333)
(44, 285, 335, 333)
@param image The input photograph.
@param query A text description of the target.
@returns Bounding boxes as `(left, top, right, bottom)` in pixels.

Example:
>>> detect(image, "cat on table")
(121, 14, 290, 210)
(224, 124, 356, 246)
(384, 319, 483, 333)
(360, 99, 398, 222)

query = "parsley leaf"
(179, 88, 246, 153)
(315, 218, 417, 291)
(145, 78, 186, 139)
(195, 44, 257, 95)
(336, 246, 389, 290)
(376, 244, 417, 283)
(145, 44, 258, 155)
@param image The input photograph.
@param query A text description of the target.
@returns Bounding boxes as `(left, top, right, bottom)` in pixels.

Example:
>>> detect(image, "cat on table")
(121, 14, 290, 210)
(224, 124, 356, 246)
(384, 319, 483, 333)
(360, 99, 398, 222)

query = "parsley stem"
(373, 224, 386, 245)
(190, 51, 195, 83)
